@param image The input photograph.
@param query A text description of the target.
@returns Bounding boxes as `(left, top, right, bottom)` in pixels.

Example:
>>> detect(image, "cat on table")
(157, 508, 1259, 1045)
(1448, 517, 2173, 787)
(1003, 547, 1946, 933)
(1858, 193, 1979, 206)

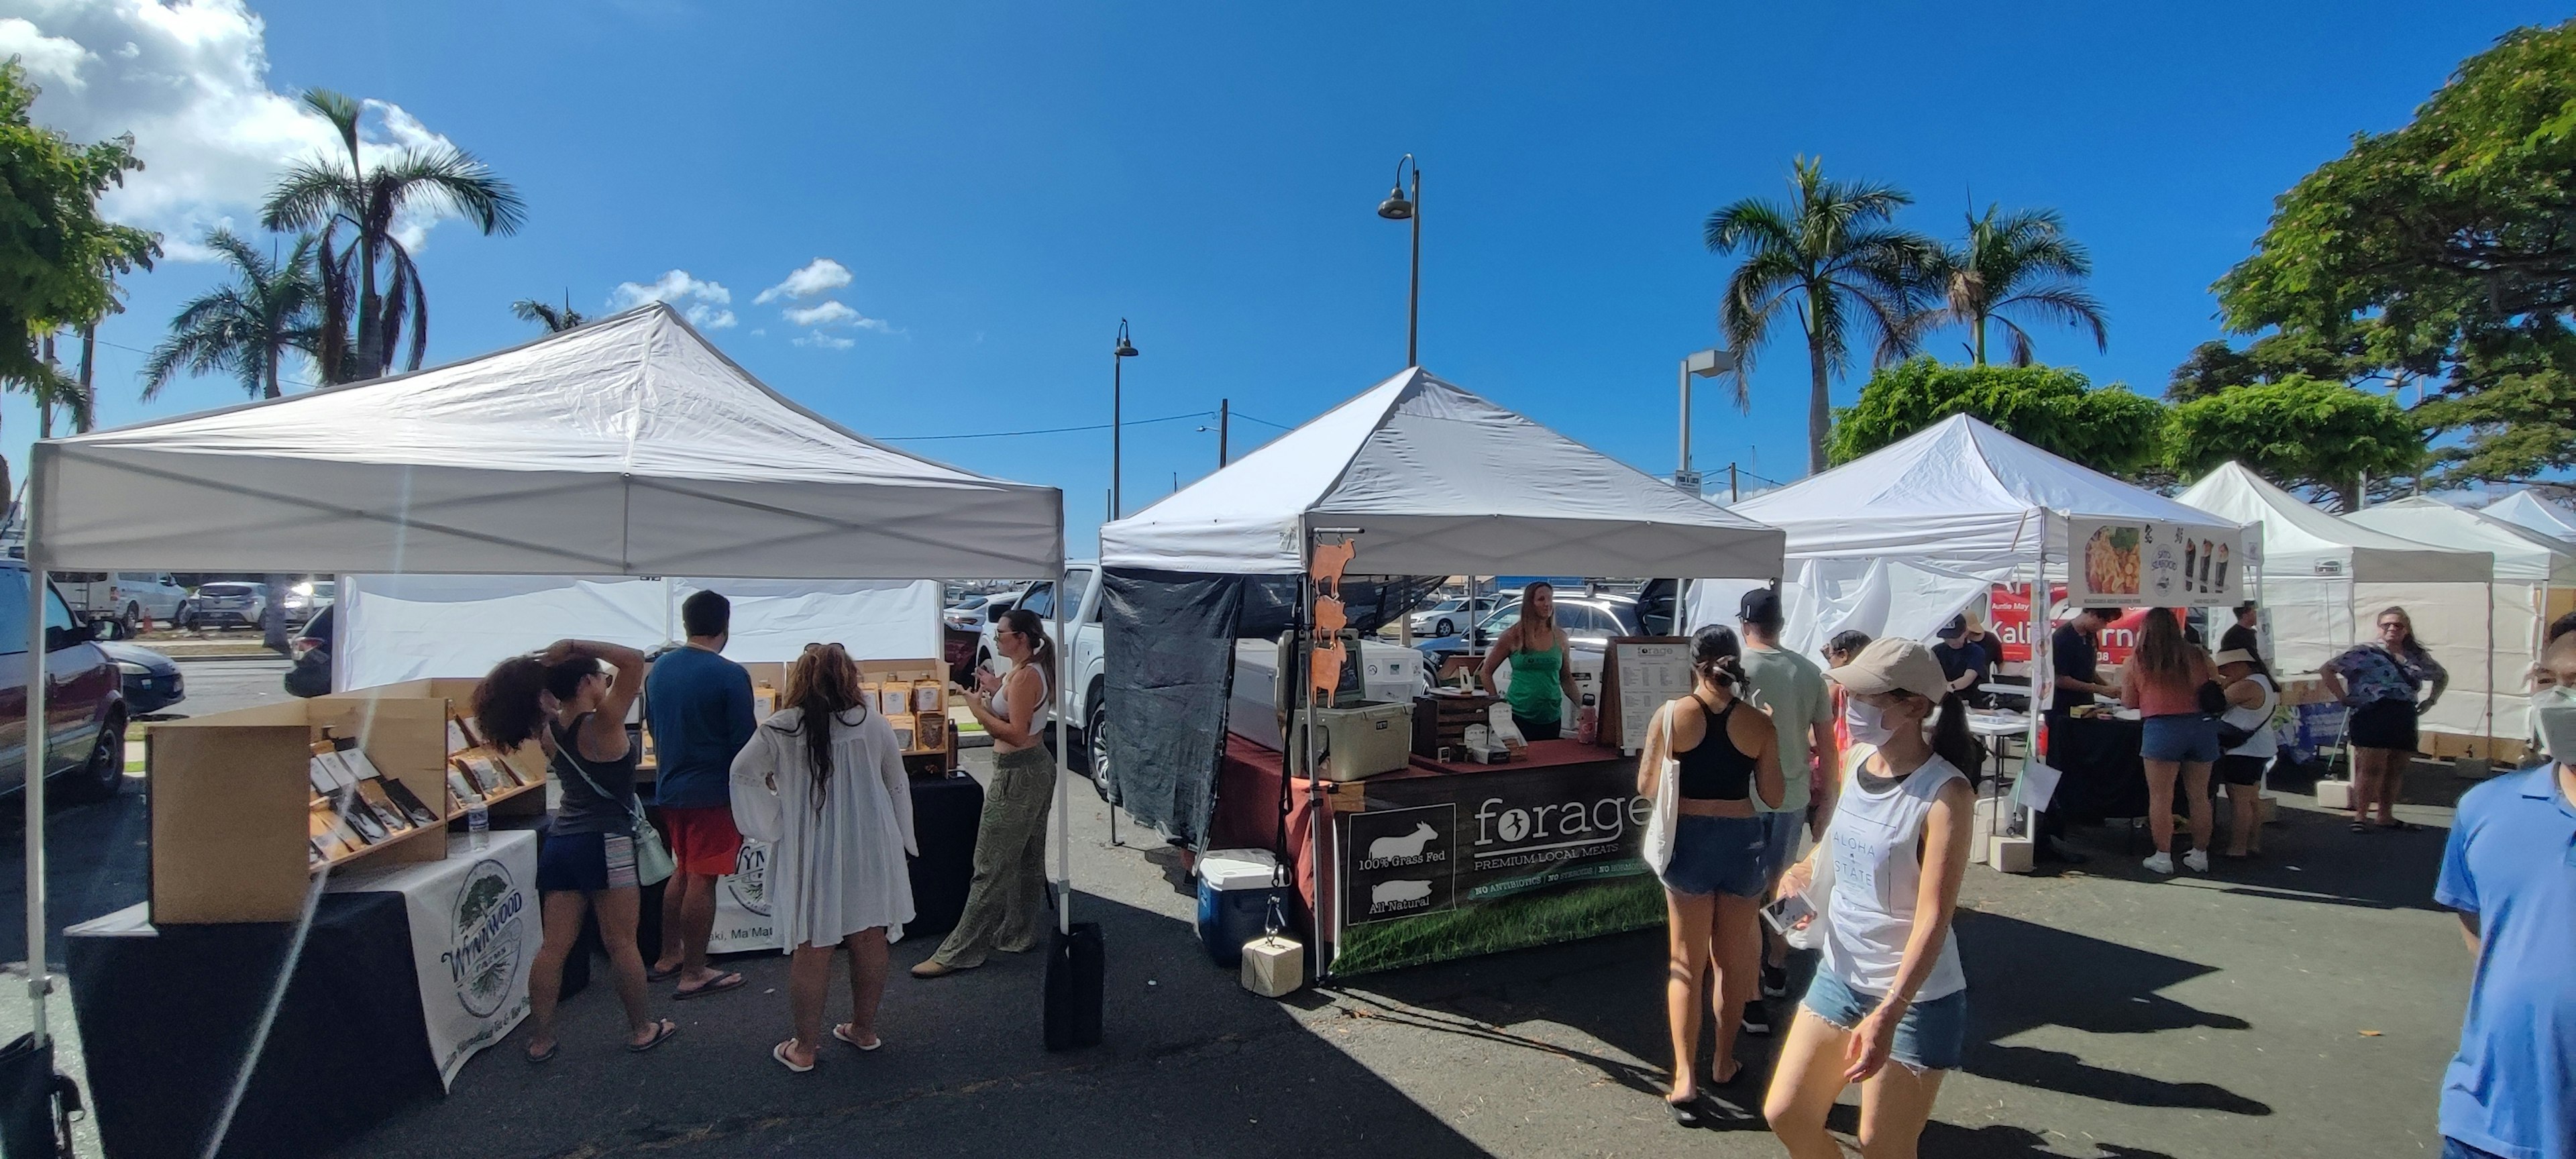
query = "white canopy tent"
(2175, 464, 2491, 685)
(333, 575, 946, 691)
(17, 304, 1067, 1050)
(2481, 490, 2576, 547)
(1102, 368, 1786, 578)
(2346, 496, 2576, 751)
(1702, 415, 2247, 651)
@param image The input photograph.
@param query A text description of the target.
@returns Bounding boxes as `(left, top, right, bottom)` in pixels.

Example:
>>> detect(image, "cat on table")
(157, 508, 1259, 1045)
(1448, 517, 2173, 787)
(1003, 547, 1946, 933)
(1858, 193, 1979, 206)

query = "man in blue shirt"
(2432, 632, 2576, 1159)
(645, 590, 757, 1000)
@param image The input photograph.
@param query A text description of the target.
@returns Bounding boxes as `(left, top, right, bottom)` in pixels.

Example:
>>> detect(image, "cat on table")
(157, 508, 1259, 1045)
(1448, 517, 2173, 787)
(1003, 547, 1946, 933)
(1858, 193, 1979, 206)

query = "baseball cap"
(1823, 637, 1950, 702)
(1935, 615, 1966, 640)
(1739, 587, 1783, 626)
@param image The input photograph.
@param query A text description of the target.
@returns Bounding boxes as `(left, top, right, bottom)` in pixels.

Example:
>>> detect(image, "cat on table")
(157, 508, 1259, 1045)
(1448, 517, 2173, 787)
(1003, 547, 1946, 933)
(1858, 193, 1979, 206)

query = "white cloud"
(794, 333, 855, 350)
(0, 0, 488, 260)
(783, 298, 892, 333)
(754, 258, 852, 304)
(749, 327, 766, 337)
(607, 270, 735, 329)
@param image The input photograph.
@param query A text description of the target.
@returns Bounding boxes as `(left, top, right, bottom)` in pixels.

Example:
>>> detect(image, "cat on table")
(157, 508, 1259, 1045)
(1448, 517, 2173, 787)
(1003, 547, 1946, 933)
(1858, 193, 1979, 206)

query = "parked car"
(0, 562, 130, 802)
(1406, 597, 1472, 639)
(285, 604, 334, 698)
(1413, 594, 1644, 667)
(942, 594, 998, 632)
(281, 579, 335, 626)
(56, 571, 189, 637)
(97, 640, 184, 714)
(178, 582, 267, 628)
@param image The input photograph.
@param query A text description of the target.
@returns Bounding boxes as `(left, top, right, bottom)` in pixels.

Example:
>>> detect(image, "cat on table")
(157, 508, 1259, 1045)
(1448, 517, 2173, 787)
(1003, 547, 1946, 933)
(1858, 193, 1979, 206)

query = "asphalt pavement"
(0, 685, 2487, 1158)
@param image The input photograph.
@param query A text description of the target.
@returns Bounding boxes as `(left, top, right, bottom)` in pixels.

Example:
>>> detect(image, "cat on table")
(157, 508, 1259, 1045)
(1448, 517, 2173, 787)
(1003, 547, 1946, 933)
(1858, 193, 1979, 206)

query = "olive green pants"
(931, 744, 1057, 967)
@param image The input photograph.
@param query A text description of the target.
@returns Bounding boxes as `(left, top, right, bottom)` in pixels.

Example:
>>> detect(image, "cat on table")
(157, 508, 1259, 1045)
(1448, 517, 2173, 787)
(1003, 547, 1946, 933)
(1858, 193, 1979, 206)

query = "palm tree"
(261, 89, 525, 382)
(1707, 158, 1935, 474)
(1909, 205, 2107, 366)
(511, 293, 586, 332)
(140, 230, 320, 400)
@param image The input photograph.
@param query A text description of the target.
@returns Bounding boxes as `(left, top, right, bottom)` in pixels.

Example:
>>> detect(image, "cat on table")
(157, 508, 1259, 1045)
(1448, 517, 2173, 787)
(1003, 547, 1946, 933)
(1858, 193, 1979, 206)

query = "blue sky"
(11, 1, 2565, 557)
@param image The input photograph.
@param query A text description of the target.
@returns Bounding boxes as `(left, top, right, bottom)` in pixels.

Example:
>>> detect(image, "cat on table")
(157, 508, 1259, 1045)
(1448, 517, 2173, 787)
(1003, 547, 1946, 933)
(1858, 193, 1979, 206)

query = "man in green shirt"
(1735, 588, 1839, 1019)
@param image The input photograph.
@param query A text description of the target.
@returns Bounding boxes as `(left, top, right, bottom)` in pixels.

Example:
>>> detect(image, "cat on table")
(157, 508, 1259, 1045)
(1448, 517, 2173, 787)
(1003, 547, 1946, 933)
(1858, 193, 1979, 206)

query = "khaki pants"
(931, 744, 1056, 967)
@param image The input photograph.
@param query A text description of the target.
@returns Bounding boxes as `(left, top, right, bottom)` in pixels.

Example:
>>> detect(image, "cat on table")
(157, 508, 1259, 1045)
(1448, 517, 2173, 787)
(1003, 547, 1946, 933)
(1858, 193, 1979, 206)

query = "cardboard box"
(1988, 836, 2035, 874)
(2314, 779, 2354, 810)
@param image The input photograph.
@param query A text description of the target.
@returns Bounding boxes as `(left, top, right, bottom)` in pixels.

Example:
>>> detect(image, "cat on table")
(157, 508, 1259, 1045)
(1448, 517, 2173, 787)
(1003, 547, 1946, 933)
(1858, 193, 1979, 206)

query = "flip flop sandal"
(674, 971, 746, 1001)
(524, 1041, 559, 1065)
(833, 1024, 883, 1052)
(647, 964, 683, 983)
(2349, 822, 2371, 833)
(626, 1019, 681, 1053)
(771, 1040, 815, 1073)
(1665, 1094, 1708, 1127)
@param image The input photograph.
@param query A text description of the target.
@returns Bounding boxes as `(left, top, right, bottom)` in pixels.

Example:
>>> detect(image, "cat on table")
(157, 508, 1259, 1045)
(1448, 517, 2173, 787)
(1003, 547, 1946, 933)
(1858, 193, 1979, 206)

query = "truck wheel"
(119, 604, 140, 640)
(1083, 692, 1112, 800)
(57, 713, 127, 804)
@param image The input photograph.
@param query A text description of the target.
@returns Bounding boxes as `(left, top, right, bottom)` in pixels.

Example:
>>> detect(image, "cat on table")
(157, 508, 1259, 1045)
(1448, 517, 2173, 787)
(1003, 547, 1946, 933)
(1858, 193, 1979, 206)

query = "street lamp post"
(1112, 319, 1138, 519)
(1377, 154, 1421, 368)
(1676, 347, 1737, 492)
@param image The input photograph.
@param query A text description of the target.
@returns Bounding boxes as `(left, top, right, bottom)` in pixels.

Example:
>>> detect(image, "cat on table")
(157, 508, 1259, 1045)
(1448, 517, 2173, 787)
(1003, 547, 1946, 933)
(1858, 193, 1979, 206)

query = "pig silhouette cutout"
(1367, 822, 1438, 861)
(1371, 879, 1433, 906)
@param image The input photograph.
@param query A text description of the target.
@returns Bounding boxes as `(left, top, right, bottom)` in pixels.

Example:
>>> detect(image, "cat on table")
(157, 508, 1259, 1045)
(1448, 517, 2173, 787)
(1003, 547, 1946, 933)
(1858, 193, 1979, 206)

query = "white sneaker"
(2183, 850, 2211, 873)
(2142, 851, 2176, 875)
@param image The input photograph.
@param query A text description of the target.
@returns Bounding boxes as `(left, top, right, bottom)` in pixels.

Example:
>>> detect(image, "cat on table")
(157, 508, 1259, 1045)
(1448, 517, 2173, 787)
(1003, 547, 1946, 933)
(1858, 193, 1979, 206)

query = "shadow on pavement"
(0, 781, 152, 968)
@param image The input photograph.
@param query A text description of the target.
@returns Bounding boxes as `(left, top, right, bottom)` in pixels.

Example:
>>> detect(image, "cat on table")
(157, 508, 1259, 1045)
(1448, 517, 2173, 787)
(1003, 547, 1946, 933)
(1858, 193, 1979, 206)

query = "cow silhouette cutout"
(1309, 539, 1357, 592)
(1367, 822, 1438, 861)
(1371, 879, 1433, 906)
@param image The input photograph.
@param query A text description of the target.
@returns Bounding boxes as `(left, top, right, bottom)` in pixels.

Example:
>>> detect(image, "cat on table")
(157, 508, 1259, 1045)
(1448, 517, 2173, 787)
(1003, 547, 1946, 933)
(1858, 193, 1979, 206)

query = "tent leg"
(22, 547, 50, 1042)
(1053, 598, 1071, 936)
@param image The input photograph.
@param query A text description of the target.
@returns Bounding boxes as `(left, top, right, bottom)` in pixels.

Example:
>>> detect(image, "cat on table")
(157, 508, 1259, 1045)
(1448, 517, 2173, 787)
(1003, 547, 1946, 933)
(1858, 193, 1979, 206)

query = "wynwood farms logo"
(727, 840, 772, 918)
(445, 859, 527, 1019)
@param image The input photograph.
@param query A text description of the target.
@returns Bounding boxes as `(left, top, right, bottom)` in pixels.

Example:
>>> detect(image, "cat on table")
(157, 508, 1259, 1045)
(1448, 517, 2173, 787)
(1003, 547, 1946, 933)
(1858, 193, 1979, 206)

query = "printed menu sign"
(1609, 640, 1691, 751)
(2068, 518, 2245, 607)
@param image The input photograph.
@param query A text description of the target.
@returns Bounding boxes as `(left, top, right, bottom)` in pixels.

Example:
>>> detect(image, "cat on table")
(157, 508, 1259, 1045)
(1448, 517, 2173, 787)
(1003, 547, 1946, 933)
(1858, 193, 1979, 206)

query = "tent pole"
(1054, 588, 1071, 938)
(2026, 533, 2051, 840)
(22, 472, 50, 1042)
(1300, 560, 1326, 983)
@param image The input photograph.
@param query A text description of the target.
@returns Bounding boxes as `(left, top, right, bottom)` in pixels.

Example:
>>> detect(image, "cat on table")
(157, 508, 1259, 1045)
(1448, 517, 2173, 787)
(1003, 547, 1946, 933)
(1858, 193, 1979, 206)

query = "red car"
(0, 562, 130, 802)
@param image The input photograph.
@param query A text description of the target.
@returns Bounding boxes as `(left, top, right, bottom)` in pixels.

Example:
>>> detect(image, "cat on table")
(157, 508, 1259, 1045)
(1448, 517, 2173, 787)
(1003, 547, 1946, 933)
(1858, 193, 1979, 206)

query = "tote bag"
(1642, 706, 1682, 877)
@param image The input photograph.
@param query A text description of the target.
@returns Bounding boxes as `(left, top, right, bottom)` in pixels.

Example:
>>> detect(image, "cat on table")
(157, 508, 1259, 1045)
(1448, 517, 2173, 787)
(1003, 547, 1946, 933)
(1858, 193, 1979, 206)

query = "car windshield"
(1478, 603, 1521, 632)
(202, 584, 254, 596)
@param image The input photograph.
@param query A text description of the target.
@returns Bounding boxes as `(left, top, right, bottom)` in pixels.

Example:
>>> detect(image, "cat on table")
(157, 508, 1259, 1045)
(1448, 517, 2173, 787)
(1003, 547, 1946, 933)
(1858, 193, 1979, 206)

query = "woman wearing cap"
(1765, 639, 1977, 1158)
(1638, 625, 1784, 1124)
(2120, 610, 2218, 875)
(2212, 648, 2276, 859)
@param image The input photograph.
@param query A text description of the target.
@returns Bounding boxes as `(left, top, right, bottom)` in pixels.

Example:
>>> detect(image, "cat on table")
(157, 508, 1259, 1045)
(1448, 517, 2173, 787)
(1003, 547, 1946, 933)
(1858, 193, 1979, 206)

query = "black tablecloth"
(66, 892, 438, 1159)
(905, 772, 983, 940)
(2047, 715, 2151, 820)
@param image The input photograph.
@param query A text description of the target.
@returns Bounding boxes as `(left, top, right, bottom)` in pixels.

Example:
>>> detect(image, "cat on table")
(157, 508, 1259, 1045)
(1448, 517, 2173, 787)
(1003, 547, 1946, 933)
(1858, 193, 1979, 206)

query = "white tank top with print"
(1819, 746, 1968, 1001)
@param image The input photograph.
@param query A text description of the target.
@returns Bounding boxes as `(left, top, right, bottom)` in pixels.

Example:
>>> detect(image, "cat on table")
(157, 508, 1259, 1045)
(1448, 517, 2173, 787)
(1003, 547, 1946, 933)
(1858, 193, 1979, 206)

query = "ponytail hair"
(473, 653, 603, 753)
(1930, 690, 1982, 786)
(1690, 623, 1744, 690)
(1002, 608, 1057, 698)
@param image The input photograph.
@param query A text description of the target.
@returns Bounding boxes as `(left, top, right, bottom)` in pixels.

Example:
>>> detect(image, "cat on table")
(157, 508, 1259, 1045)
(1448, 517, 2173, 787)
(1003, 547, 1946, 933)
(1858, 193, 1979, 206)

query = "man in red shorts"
(646, 590, 756, 999)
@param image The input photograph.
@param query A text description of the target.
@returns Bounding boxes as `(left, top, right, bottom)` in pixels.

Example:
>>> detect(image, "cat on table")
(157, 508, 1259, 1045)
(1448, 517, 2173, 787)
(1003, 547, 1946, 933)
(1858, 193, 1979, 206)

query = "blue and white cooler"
(1196, 848, 1289, 967)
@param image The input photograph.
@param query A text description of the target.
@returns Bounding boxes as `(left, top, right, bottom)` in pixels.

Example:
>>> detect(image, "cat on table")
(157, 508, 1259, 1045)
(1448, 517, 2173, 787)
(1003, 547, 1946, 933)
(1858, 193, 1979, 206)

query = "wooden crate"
(148, 694, 455, 924)
(1413, 692, 1496, 757)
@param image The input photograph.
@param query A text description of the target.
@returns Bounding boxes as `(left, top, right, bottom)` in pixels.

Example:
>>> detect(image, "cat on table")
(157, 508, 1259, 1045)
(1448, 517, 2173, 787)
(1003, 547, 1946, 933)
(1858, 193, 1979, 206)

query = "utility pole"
(1729, 463, 1739, 504)
(1219, 398, 1230, 467)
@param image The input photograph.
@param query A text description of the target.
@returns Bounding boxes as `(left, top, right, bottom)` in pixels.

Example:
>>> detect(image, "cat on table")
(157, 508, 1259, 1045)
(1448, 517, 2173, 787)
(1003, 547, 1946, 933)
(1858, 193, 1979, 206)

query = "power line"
(1230, 410, 1297, 431)
(880, 409, 1213, 443)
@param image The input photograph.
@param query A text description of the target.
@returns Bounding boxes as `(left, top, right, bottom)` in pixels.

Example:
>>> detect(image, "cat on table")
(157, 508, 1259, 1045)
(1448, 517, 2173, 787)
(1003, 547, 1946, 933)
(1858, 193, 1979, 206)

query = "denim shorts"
(1658, 814, 1769, 899)
(2140, 713, 2220, 763)
(1803, 970, 1968, 1072)
(1754, 809, 1805, 885)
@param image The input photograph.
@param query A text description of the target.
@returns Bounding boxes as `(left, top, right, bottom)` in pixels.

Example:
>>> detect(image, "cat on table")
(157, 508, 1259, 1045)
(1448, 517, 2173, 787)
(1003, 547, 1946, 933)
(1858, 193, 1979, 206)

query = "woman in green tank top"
(1478, 582, 1579, 740)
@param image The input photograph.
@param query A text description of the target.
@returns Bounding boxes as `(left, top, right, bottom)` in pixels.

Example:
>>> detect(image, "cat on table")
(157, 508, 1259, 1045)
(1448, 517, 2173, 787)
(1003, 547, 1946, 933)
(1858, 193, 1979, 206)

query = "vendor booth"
(2174, 463, 2492, 677)
(1097, 368, 1784, 977)
(21, 304, 1069, 1158)
(2346, 497, 2576, 760)
(2482, 490, 2576, 547)
(1709, 417, 2253, 848)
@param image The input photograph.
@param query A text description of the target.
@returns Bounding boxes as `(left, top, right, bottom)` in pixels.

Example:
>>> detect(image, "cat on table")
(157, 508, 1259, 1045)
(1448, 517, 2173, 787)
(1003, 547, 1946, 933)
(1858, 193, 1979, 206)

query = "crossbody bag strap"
(553, 716, 647, 828)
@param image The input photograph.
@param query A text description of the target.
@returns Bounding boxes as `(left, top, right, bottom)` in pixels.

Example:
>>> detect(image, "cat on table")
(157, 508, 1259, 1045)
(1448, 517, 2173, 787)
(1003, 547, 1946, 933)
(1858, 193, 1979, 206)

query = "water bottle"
(465, 795, 490, 850)
(1576, 693, 1599, 746)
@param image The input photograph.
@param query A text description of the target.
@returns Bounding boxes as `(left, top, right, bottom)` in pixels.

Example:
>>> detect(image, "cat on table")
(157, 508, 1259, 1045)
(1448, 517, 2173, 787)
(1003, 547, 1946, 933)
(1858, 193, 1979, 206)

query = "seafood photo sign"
(2068, 517, 2247, 606)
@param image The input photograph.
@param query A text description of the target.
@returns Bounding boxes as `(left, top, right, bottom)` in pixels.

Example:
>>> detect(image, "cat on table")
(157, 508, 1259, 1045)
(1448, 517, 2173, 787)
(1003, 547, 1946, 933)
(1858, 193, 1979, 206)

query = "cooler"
(1196, 849, 1289, 967)
(1286, 701, 1415, 781)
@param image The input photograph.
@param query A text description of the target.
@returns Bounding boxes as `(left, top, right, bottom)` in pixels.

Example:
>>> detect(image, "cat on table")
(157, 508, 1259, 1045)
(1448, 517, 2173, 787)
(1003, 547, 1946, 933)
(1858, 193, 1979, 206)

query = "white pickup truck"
(977, 563, 1423, 789)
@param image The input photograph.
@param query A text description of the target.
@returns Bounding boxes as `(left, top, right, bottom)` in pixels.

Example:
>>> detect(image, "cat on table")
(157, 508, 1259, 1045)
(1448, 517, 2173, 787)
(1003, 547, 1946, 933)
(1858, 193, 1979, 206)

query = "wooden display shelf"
(150, 694, 455, 924)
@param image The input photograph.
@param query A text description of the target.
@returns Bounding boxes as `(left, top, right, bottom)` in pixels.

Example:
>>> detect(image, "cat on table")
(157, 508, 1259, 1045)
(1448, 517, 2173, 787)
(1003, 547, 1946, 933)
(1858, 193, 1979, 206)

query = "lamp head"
(1377, 186, 1414, 220)
(1114, 319, 1138, 359)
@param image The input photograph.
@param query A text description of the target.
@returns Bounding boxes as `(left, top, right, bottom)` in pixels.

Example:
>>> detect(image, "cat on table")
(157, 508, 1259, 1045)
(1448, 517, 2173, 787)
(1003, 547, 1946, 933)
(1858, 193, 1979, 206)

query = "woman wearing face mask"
(1638, 624, 1784, 1125)
(2318, 606, 2447, 832)
(1764, 639, 1977, 1159)
(1823, 630, 1874, 754)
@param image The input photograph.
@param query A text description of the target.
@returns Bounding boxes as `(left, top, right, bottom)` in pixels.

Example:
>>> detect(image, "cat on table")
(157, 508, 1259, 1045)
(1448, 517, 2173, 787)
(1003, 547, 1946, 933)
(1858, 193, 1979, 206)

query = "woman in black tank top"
(1638, 626, 1784, 1123)
(474, 639, 680, 1062)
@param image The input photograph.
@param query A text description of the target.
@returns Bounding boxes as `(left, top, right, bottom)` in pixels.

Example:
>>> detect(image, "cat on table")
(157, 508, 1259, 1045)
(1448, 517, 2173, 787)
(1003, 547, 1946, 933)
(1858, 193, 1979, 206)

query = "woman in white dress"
(731, 643, 918, 1072)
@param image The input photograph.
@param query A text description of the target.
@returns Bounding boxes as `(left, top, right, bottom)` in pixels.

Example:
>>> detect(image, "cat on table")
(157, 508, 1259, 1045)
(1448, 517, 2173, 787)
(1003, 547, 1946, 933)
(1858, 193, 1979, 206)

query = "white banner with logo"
(708, 838, 785, 954)
(329, 830, 539, 1089)
(2067, 518, 2247, 608)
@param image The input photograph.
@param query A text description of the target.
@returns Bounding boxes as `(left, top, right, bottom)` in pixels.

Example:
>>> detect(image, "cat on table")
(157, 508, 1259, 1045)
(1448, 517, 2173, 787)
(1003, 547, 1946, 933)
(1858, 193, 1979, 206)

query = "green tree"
(2167, 376, 2424, 512)
(140, 230, 320, 400)
(510, 294, 585, 333)
(2214, 20, 2576, 485)
(1707, 157, 1935, 474)
(261, 89, 524, 383)
(2164, 333, 2371, 402)
(0, 59, 159, 471)
(1909, 205, 2107, 366)
(1829, 356, 2168, 476)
